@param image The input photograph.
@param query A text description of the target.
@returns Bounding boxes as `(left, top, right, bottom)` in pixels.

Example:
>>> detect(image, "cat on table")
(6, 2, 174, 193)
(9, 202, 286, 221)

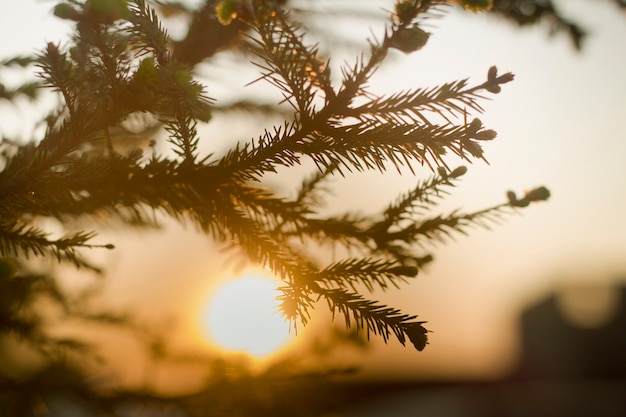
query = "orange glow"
(199, 272, 295, 358)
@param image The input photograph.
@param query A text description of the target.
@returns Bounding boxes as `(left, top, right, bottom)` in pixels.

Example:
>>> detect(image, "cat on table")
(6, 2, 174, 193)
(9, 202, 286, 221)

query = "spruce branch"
(334, 0, 448, 109)
(380, 165, 468, 229)
(286, 214, 372, 249)
(245, 3, 332, 115)
(347, 74, 507, 125)
(37, 42, 77, 119)
(318, 287, 429, 350)
(0, 0, 552, 356)
(406, 186, 550, 246)
(299, 119, 490, 174)
(312, 257, 417, 293)
(215, 120, 304, 181)
(126, 0, 172, 62)
(164, 113, 200, 163)
(0, 220, 111, 270)
(228, 183, 311, 234)
(215, 1, 486, 181)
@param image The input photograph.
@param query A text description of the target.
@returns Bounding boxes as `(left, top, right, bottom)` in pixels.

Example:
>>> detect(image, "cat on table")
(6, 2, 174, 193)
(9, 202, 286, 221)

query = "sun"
(200, 273, 294, 357)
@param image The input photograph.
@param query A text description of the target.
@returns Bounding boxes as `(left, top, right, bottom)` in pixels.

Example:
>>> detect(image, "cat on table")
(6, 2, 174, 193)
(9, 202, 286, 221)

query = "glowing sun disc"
(201, 274, 293, 357)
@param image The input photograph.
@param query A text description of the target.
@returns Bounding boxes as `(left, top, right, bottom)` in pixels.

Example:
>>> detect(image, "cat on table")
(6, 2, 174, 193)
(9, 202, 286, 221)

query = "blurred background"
(0, 0, 625, 416)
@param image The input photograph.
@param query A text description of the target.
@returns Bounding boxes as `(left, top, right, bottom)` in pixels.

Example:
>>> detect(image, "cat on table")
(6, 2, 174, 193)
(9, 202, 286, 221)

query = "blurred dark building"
(512, 285, 626, 380)
(340, 283, 626, 417)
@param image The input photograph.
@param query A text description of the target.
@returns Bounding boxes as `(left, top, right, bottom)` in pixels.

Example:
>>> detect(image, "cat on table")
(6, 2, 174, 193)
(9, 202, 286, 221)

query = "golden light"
(200, 273, 294, 357)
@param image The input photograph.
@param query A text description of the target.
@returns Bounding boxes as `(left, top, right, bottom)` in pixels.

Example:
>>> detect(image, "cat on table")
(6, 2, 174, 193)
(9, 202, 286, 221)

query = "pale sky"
(1, 0, 625, 385)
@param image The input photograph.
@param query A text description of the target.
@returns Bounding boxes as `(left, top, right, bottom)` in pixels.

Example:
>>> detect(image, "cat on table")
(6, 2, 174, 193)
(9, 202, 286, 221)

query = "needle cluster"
(0, 0, 549, 354)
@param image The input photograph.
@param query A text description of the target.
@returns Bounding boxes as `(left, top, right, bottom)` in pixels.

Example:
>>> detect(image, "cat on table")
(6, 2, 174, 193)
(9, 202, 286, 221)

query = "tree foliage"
(491, 0, 626, 50)
(0, 0, 553, 415)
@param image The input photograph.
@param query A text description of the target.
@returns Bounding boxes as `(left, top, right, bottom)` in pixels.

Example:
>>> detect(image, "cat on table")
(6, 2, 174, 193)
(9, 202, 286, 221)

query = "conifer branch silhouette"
(0, 0, 550, 357)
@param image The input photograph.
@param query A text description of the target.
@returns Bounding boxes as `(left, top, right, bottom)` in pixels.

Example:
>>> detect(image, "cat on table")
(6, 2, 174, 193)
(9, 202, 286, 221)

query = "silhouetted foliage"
(491, 0, 626, 50)
(0, 0, 557, 415)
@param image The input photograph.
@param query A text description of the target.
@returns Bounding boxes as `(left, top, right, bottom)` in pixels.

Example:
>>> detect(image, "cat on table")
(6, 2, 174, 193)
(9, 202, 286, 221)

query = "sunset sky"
(1, 0, 625, 385)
